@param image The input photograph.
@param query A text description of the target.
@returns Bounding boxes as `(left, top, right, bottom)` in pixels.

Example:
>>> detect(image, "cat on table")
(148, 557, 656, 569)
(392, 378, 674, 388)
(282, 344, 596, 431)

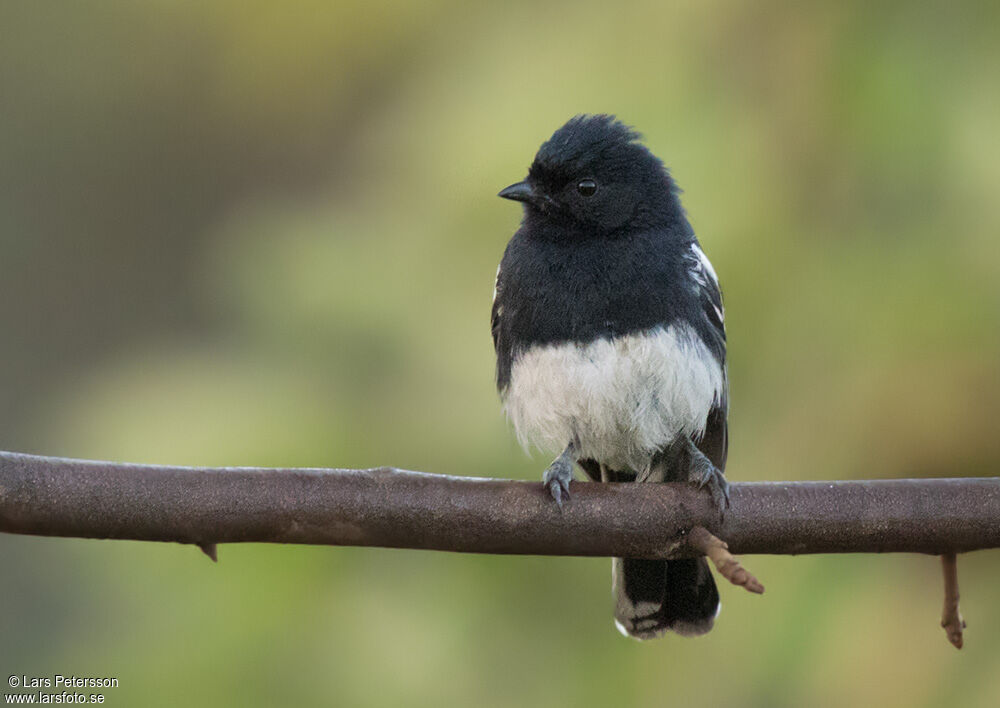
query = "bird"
(491, 114, 729, 639)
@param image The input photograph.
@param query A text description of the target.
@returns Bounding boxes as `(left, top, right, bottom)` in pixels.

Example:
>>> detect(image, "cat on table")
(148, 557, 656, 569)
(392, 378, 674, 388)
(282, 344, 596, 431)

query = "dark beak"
(498, 180, 536, 204)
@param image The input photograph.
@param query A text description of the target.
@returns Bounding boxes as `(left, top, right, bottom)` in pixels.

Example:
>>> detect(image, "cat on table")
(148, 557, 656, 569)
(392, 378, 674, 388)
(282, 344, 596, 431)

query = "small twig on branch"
(941, 553, 966, 649)
(688, 526, 764, 594)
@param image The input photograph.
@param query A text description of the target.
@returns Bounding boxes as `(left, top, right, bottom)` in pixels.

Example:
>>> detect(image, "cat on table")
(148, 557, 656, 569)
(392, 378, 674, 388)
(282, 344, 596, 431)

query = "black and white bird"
(492, 115, 729, 639)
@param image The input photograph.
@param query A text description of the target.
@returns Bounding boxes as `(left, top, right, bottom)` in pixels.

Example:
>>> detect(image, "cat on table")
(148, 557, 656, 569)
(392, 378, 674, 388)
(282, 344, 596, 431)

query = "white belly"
(503, 323, 724, 472)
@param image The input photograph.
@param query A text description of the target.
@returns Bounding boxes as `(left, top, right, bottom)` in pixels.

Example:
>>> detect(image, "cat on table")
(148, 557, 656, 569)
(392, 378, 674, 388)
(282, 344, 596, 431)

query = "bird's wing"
(686, 243, 726, 353)
(686, 242, 728, 472)
(490, 264, 502, 352)
(491, 262, 516, 392)
(699, 402, 728, 473)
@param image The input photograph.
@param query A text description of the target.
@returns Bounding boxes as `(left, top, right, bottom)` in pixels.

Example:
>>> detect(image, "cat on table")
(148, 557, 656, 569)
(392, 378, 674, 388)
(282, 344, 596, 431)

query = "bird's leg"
(636, 445, 677, 483)
(543, 442, 577, 507)
(683, 437, 730, 509)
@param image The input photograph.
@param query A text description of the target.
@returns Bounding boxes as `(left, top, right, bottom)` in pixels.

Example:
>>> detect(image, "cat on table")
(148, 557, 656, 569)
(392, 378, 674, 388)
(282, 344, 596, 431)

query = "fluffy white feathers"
(503, 323, 724, 472)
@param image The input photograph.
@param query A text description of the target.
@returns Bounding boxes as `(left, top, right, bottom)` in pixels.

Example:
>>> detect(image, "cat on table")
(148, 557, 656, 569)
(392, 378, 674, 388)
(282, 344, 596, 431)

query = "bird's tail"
(612, 556, 720, 639)
(580, 458, 721, 639)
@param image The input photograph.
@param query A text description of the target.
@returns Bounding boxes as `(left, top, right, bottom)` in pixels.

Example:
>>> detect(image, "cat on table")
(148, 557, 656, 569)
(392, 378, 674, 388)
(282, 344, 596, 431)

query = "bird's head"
(499, 114, 682, 238)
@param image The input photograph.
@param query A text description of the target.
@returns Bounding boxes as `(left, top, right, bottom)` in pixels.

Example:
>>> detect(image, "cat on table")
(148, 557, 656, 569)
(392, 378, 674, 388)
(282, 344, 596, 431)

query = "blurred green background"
(2, 1, 999, 706)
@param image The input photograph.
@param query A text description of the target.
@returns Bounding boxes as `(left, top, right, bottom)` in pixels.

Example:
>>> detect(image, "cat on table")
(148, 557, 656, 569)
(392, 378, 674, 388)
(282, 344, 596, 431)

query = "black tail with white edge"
(580, 446, 724, 640)
(613, 557, 720, 639)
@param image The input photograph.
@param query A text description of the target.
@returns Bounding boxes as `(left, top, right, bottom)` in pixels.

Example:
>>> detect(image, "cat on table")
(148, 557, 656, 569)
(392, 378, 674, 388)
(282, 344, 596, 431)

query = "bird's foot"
(543, 455, 574, 508)
(690, 456, 730, 511)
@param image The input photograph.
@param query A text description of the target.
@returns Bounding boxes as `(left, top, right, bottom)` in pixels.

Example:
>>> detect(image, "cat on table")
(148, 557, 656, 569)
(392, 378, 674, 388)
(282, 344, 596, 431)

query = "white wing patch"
(492, 263, 501, 303)
(690, 243, 718, 286)
(688, 243, 724, 324)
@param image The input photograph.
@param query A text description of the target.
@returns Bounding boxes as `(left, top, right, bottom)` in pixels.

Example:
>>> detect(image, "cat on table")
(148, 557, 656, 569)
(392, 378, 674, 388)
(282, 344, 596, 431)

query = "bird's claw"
(543, 458, 574, 508)
(693, 459, 730, 511)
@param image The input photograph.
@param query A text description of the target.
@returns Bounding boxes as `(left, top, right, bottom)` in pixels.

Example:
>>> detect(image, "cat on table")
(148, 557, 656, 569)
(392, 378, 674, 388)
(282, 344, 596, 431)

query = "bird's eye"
(577, 179, 598, 197)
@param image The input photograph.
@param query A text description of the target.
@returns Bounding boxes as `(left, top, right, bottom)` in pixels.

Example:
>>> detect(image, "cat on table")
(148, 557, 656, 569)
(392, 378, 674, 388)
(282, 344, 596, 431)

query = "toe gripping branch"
(542, 443, 577, 508)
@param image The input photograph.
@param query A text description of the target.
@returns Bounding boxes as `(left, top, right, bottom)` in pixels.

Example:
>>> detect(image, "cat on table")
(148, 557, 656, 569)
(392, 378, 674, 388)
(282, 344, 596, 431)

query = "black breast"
(492, 227, 721, 391)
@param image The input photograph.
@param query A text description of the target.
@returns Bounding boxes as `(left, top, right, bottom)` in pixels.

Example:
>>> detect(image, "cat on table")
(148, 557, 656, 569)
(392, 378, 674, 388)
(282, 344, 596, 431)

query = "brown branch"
(941, 553, 966, 649)
(688, 526, 764, 593)
(2, 451, 999, 559)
